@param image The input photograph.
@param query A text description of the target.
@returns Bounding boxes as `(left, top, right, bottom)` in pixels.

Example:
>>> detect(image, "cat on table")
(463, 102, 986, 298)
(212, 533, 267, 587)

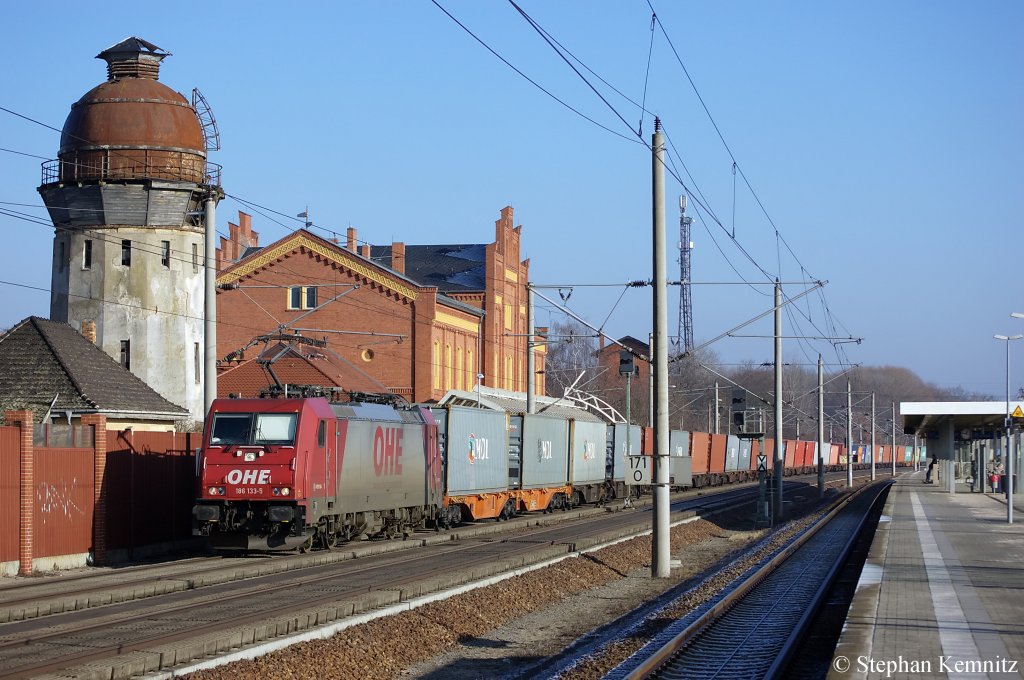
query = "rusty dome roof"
(58, 37, 204, 159)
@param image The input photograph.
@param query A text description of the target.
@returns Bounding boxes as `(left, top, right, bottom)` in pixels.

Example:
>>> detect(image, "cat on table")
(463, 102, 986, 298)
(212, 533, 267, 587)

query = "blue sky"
(1, 1, 1022, 397)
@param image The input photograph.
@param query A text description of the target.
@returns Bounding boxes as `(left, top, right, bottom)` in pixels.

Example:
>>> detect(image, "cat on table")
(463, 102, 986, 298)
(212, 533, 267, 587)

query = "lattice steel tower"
(677, 195, 694, 353)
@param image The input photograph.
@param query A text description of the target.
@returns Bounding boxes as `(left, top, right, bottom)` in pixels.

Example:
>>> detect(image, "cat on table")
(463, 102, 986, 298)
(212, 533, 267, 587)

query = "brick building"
(214, 206, 544, 403)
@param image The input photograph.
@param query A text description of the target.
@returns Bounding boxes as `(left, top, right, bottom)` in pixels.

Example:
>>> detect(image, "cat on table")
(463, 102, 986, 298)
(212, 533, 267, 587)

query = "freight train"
(192, 395, 912, 551)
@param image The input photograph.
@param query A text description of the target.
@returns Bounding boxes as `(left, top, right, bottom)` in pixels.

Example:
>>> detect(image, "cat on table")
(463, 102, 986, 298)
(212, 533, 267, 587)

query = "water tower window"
(161, 241, 171, 268)
(120, 340, 131, 370)
(194, 342, 200, 384)
(83, 240, 92, 270)
(121, 240, 132, 266)
(192, 243, 198, 273)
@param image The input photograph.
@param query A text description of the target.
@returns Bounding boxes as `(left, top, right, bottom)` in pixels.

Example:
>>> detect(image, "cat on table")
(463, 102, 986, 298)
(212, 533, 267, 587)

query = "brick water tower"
(38, 37, 222, 424)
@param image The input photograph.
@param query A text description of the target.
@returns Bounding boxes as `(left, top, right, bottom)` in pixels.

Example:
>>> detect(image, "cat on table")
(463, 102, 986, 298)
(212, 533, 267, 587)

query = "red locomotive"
(193, 396, 443, 550)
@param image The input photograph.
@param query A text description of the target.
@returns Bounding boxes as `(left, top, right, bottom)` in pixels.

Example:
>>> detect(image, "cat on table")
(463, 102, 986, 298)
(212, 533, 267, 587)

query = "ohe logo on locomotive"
(225, 469, 272, 485)
(373, 426, 404, 476)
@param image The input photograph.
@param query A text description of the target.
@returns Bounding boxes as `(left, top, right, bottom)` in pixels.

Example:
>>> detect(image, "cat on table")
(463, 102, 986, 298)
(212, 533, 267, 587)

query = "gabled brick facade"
(214, 207, 545, 403)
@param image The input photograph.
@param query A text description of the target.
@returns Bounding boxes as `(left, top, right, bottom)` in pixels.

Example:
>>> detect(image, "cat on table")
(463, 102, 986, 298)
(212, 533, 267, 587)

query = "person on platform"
(925, 456, 937, 484)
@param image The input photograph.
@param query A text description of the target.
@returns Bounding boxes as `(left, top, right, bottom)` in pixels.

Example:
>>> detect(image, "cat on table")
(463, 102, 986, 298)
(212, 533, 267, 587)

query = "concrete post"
(526, 284, 535, 415)
(651, 119, 670, 578)
(774, 280, 783, 520)
(203, 192, 218, 421)
(817, 355, 825, 498)
(870, 392, 876, 481)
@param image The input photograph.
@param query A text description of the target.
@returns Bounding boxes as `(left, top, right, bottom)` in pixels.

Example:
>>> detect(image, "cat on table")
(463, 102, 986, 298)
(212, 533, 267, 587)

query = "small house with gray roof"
(0, 317, 189, 430)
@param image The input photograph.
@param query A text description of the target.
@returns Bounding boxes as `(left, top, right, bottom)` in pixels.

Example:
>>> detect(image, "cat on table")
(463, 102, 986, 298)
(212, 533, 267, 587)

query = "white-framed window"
(287, 286, 318, 310)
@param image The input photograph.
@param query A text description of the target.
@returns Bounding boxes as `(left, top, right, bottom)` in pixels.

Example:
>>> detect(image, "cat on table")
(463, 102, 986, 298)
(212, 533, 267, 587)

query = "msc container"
(749, 438, 761, 471)
(762, 439, 776, 467)
(514, 414, 569, 489)
(607, 423, 642, 482)
(725, 435, 740, 471)
(431, 406, 509, 495)
(690, 432, 711, 476)
(738, 438, 752, 470)
(569, 419, 607, 486)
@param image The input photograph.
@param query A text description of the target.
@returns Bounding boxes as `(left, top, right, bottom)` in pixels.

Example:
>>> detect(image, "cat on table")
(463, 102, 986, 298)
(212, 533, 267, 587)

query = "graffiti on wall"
(36, 479, 84, 524)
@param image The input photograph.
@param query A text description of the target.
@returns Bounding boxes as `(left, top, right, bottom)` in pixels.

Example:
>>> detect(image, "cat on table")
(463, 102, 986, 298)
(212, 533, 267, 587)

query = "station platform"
(830, 471, 1024, 679)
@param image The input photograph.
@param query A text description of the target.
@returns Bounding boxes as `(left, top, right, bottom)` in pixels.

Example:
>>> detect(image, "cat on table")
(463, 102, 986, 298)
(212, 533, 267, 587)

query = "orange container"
(690, 432, 711, 476)
(709, 434, 728, 475)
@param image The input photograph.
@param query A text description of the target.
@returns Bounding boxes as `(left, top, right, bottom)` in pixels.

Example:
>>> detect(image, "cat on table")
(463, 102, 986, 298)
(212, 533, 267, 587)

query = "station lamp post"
(995, 332, 1022, 524)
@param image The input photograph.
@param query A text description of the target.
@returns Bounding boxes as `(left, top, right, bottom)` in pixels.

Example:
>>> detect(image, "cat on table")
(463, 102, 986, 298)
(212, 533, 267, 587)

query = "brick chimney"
(81, 320, 96, 344)
(391, 242, 405, 274)
(360, 244, 371, 259)
(347, 227, 357, 252)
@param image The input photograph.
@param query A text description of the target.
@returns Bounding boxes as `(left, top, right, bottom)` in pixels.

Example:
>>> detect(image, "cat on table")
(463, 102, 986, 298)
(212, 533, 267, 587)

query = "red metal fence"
(33, 448, 94, 558)
(104, 430, 196, 553)
(2, 412, 199, 574)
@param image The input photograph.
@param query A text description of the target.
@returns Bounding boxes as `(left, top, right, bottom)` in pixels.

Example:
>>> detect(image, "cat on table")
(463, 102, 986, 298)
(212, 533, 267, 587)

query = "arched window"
(433, 342, 440, 390)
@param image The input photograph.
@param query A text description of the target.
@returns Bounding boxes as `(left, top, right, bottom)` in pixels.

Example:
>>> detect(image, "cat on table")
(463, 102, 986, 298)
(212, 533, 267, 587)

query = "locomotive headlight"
(217, 487, 225, 495)
(272, 487, 280, 496)
(208, 486, 218, 495)
(281, 487, 291, 496)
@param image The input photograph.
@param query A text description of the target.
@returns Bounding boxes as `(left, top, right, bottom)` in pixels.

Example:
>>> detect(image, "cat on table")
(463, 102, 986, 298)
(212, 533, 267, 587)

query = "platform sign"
(757, 454, 767, 473)
(626, 455, 651, 485)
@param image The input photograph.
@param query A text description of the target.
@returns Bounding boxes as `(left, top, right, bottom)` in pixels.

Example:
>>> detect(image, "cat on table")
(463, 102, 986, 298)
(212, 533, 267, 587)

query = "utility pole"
(526, 284, 535, 414)
(817, 354, 825, 498)
(714, 382, 720, 434)
(847, 379, 853, 488)
(203, 192, 218, 418)
(773, 279, 783, 522)
(651, 119, 670, 578)
(892, 401, 897, 477)
(870, 392, 876, 481)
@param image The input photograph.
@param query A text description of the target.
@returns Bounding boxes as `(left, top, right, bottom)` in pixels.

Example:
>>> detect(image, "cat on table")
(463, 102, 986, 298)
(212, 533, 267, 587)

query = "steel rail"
(621, 479, 891, 679)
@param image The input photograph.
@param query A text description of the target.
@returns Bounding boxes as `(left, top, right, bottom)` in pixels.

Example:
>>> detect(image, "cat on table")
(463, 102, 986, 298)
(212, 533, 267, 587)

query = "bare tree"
(542, 319, 600, 397)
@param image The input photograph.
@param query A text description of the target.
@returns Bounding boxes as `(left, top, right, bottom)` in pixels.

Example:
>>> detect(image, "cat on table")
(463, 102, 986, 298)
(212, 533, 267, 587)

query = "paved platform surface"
(831, 471, 1024, 679)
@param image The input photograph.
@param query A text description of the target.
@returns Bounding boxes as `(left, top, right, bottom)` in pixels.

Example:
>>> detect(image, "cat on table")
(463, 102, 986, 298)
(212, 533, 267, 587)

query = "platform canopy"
(901, 401, 1024, 438)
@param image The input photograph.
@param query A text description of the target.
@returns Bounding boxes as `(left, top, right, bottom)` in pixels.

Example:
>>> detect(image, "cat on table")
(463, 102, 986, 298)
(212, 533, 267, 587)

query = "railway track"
(606, 478, 891, 679)
(0, 471, 871, 679)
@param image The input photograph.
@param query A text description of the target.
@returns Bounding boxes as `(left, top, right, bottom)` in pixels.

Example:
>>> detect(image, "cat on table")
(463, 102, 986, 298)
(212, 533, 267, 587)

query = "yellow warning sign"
(1012, 405, 1024, 419)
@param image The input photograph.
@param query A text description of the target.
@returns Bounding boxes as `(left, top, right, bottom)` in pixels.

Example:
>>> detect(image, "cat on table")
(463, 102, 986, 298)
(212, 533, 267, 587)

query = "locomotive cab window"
(210, 414, 251, 446)
(210, 412, 298, 446)
(317, 420, 326, 447)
